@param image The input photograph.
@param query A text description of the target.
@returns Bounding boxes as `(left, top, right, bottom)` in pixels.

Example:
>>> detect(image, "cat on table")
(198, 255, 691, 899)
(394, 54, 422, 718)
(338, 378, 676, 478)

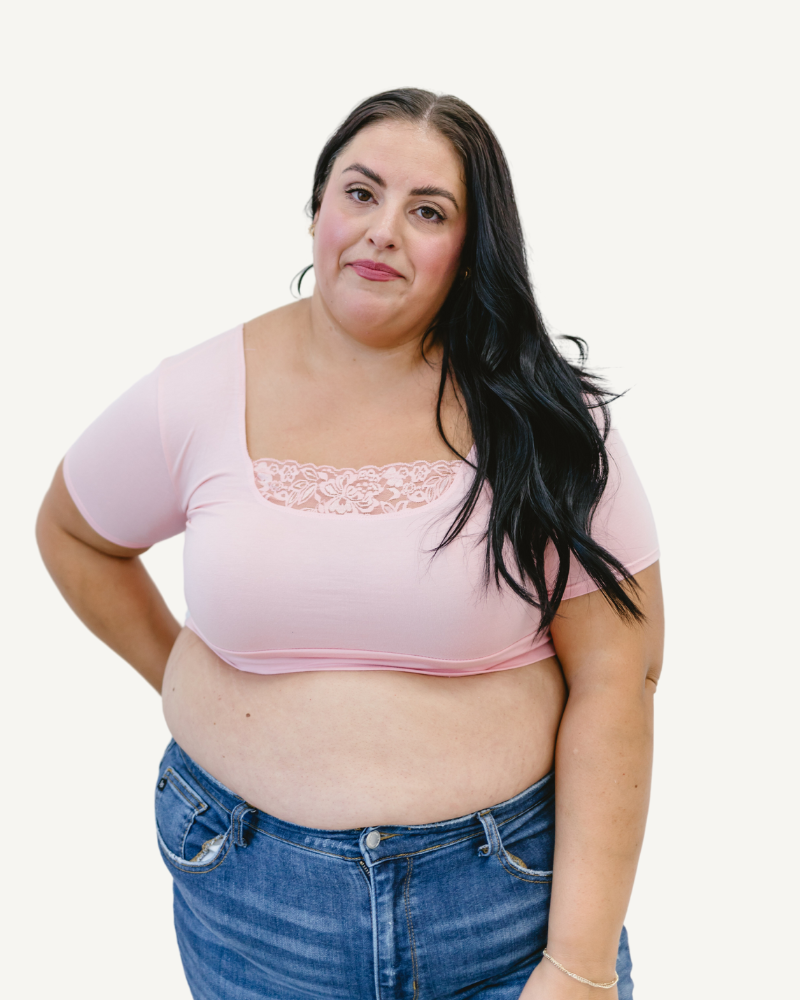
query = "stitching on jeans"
(248, 827, 364, 861)
(245, 824, 487, 862)
(497, 856, 552, 884)
(158, 769, 208, 860)
(404, 857, 419, 1000)
(246, 819, 480, 856)
(180, 815, 194, 860)
(176, 747, 239, 814)
(366, 831, 485, 863)
(494, 794, 555, 833)
(163, 769, 207, 813)
(158, 829, 233, 874)
(487, 813, 503, 856)
(233, 804, 257, 847)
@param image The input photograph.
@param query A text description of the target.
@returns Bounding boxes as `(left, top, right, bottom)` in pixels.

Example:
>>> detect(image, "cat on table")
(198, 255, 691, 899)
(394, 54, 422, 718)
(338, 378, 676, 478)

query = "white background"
(2, 1, 797, 996)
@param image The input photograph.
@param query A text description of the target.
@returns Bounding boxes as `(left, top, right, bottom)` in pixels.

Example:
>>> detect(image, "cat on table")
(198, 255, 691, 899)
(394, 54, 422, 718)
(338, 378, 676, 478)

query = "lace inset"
(253, 456, 461, 514)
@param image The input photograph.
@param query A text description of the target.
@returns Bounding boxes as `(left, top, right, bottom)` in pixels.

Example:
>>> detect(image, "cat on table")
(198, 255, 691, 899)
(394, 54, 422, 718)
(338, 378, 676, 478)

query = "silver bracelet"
(542, 950, 620, 990)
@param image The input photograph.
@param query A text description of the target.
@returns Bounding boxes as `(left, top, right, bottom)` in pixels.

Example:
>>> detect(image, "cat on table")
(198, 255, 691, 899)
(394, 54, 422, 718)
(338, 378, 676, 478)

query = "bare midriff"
(162, 627, 567, 830)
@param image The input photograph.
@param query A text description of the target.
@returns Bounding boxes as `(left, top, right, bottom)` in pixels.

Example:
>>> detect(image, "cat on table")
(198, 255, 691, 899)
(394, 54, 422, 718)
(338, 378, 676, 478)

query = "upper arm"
(556, 429, 660, 603)
(37, 461, 148, 559)
(53, 366, 186, 550)
(550, 561, 665, 695)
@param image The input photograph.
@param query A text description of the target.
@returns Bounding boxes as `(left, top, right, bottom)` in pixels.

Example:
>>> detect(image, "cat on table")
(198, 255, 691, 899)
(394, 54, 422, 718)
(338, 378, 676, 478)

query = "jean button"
(365, 830, 381, 849)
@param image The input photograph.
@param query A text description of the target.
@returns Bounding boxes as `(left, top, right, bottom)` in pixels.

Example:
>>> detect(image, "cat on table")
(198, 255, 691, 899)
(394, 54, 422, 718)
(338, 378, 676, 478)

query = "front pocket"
(156, 767, 208, 858)
(478, 807, 554, 884)
(498, 848, 552, 882)
(155, 765, 231, 867)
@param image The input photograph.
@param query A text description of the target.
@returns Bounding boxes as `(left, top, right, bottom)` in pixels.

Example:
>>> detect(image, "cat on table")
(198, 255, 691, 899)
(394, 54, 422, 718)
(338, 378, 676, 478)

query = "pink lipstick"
(348, 259, 403, 281)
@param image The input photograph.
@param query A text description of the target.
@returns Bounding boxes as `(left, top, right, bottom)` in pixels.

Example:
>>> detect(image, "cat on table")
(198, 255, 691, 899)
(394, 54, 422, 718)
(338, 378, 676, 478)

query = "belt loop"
(477, 808, 502, 856)
(231, 802, 257, 847)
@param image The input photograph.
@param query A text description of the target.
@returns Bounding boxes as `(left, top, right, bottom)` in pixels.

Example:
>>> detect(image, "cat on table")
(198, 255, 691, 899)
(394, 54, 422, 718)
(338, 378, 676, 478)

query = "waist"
(162, 628, 567, 828)
(161, 737, 556, 854)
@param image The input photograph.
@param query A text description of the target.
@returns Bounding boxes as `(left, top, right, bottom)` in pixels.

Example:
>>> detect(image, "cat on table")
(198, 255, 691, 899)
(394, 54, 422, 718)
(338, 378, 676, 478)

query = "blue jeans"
(156, 740, 633, 999)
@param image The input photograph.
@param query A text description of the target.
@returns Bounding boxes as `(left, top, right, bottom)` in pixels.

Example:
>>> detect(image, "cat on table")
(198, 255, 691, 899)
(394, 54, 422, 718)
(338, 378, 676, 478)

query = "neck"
(302, 288, 440, 385)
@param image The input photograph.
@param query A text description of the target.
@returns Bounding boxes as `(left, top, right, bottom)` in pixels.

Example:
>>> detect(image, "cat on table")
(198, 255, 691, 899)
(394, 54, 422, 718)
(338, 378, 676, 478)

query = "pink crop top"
(63, 326, 659, 677)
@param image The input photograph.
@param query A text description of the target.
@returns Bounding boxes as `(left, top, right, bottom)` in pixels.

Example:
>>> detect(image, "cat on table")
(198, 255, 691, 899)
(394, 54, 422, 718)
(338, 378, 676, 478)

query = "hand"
(518, 956, 619, 1000)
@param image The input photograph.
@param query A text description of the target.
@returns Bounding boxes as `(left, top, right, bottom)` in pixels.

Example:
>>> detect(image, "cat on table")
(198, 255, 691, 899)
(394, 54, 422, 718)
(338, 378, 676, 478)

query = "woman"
(36, 89, 663, 999)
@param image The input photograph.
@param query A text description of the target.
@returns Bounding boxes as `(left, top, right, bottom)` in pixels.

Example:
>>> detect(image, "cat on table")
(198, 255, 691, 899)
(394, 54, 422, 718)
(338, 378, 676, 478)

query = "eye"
(346, 186, 374, 204)
(415, 205, 445, 224)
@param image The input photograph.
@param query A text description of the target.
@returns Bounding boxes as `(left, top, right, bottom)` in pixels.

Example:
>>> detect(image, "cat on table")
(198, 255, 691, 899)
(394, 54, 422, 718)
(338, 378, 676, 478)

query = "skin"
(37, 121, 664, 998)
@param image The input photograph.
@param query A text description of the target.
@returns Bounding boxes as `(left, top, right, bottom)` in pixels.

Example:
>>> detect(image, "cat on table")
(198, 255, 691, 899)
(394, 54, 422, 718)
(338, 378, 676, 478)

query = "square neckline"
(233, 324, 476, 519)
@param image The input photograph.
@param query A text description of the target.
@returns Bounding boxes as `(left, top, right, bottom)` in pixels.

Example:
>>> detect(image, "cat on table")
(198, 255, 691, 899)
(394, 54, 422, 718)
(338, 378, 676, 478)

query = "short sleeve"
(560, 428, 660, 600)
(63, 366, 186, 548)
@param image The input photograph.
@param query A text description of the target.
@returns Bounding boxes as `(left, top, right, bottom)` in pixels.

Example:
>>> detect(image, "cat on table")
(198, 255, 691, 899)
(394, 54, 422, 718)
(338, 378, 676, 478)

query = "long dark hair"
(309, 88, 642, 630)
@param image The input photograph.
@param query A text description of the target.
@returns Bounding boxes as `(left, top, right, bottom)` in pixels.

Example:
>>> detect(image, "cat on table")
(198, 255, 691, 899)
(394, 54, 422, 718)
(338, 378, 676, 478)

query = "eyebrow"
(341, 163, 460, 211)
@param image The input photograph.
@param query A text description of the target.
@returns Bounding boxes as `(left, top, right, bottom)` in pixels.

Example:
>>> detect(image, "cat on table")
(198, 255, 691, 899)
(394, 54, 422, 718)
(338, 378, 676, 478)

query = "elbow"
(35, 497, 68, 578)
(643, 648, 664, 696)
(35, 467, 77, 573)
(35, 494, 56, 563)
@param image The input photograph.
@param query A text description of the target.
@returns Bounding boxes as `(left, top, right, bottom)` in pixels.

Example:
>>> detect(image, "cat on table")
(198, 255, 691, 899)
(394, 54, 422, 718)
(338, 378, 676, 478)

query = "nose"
(365, 202, 401, 252)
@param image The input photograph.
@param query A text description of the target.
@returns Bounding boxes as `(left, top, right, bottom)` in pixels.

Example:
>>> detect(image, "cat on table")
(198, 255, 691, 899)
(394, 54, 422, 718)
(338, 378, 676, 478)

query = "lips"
(347, 259, 403, 281)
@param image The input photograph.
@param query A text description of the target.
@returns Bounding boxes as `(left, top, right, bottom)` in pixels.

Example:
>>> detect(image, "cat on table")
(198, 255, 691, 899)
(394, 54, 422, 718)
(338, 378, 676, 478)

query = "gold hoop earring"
(309, 223, 316, 237)
(463, 267, 471, 279)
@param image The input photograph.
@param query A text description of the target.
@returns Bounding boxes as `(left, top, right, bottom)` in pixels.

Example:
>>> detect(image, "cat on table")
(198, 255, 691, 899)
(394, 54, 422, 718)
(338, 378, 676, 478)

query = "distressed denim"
(156, 740, 633, 999)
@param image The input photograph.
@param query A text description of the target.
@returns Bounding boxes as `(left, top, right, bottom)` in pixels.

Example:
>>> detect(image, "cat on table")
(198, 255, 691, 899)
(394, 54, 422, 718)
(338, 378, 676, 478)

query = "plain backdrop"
(2, 1, 797, 996)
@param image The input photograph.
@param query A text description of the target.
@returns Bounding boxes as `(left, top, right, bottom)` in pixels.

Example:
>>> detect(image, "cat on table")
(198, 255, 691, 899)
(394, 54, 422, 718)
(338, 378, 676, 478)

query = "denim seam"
(502, 851, 552, 879)
(177, 747, 243, 814)
(159, 769, 209, 859)
(233, 804, 258, 847)
(371, 830, 485, 863)
(248, 827, 364, 862)
(158, 828, 234, 875)
(496, 856, 552, 884)
(404, 857, 419, 1000)
(163, 769, 207, 813)
(479, 809, 502, 856)
(494, 796, 555, 832)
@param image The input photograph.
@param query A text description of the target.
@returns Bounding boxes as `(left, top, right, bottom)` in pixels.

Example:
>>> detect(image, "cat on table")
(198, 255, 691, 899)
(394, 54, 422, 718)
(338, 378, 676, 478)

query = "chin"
(331, 289, 408, 334)
(342, 310, 404, 342)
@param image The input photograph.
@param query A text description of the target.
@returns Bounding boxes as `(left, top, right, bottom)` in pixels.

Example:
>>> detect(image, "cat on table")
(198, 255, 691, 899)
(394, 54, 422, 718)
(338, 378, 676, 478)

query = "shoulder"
(160, 324, 243, 381)
(154, 325, 245, 462)
(242, 300, 309, 369)
(243, 300, 309, 345)
(156, 325, 243, 413)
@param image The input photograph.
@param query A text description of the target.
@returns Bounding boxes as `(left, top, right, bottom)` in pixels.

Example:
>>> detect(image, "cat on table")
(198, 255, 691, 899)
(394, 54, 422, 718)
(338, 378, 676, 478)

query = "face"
(311, 121, 468, 348)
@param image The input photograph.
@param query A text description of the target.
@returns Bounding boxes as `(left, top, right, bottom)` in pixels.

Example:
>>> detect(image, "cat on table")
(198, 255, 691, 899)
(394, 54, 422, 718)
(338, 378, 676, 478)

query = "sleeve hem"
(561, 547, 661, 603)
(62, 452, 150, 550)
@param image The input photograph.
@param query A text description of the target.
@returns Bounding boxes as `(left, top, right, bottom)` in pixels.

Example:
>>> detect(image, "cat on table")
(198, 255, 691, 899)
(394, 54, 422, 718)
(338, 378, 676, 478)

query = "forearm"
(546, 682, 654, 980)
(37, 519, 180, 692)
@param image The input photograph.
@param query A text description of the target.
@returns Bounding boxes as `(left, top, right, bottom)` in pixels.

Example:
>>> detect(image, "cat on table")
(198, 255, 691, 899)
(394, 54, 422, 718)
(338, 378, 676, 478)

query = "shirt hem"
(185, 619, 557, 677)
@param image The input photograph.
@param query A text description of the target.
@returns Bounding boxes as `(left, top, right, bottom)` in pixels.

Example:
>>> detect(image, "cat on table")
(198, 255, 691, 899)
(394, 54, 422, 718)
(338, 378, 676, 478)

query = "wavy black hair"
(307, 88, 642, 630)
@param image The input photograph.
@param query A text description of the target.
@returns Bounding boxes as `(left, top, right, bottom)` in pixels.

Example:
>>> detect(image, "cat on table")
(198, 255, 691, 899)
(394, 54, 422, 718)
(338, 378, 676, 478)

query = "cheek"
(412, 235, 464, 290)
(314, 212, 357, 275)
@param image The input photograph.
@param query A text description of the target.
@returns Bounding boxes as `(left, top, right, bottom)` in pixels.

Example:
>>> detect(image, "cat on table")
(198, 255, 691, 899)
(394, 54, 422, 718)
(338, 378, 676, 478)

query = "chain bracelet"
(542, 950, 620, 990)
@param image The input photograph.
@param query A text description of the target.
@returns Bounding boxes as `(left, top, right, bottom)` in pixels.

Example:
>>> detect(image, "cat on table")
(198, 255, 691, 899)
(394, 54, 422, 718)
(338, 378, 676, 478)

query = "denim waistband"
(169, 740, 555, 864)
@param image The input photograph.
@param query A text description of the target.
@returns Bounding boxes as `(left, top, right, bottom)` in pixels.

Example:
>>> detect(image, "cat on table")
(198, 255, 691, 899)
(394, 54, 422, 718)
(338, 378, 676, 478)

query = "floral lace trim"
(253, 456, 461, 514)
